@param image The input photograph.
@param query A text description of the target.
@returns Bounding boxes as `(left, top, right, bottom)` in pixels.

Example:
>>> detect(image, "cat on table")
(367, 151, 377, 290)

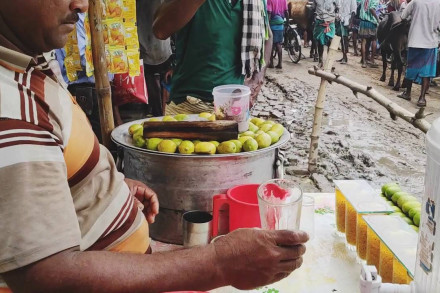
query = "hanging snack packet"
(64, 55, 78, 82)
(102, 19, 110, 45)
(105, 0, 123, 18)
(126, 49, 140, 77)
(108, 19, 125, 46)
(122, 0, 136, 24)
(105, 46, 112, 69)
(124, 24, 139, 49)
(110, 46, 129, 73)
(85, 44, 94, 77)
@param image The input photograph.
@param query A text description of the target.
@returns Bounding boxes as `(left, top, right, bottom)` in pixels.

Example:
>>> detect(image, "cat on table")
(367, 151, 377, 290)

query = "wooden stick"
(88, 0, 115, 148)
(307, 67, 431, 133)
(308, 36, 341, 174)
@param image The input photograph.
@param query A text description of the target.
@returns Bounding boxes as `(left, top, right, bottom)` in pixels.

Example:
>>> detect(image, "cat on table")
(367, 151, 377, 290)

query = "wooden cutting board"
(142, 120, 239, 141)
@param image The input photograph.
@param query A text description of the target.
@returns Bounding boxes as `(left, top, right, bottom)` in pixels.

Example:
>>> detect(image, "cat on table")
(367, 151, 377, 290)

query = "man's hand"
(124, 178, 159, 223)
(245, 71, 265, 108)
(213, 228, 309, 290)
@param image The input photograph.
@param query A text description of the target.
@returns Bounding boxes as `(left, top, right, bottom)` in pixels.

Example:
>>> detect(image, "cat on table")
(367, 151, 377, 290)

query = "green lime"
(171, 139, 183, 147)
(174, 114, 188, 121)
(248, 122, 259, 133)
(148, 117, 161, 122)
(402, 201, 421, 214)
(255, 133, 272, 149)
(195, 142, 216, 154)
(132, 127, 143, 139)
(238, 136, 253, 144)
(208, 114, 216, 121)
(397, 195, 418, 209)
(250, 117, 265, 126)
(239, 131, 256, 138)
(413, 212, 420, 227)
(209, 141, 220, 147)
(402, 217, 414, 225)
(259, 124, 273, 132)
(385, 185, 401, 199)
(217, 141, 237, 154)
(409, 225, 419, 232)
(391, 212, 406, 218)
(199, 112, 212, 119)
(243, 138, 258, 152)
(229, 140, 243, 152)
(408, 206, 422, 219)
(270, 124, 285, 137)
(391, 206, 401, 213)
(158, 140, 177, 153)
(133, 136, 145, 148)
(266, 131, 280, 145)
(163, 116, 177, 122)
(192, 140, 202, 147)
(391, 191, 410, 205)
(128, 124, 143, 136)
(146, 138, 163, 151)
(381, 182, 399, 194)
(178, 140, 195, 154)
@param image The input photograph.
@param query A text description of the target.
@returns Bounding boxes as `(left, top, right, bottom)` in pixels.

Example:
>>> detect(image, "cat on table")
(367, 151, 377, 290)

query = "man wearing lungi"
(359, 0, 380, 68)
(313, 0, 341, 68)
(336, 0, 357, 64)
(398, 0, 440, 107)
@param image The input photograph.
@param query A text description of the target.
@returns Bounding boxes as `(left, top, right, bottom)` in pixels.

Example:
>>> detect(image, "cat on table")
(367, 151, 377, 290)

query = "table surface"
(152, 193, 362, 293)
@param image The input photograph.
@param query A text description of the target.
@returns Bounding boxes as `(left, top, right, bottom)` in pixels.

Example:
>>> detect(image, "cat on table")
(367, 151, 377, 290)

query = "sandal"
(417, 100, 427, 107)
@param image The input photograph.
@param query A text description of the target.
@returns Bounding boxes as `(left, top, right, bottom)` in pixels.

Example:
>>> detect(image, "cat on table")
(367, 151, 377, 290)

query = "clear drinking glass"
(300, 195, 315, 239)
(257, 179, 303, 231)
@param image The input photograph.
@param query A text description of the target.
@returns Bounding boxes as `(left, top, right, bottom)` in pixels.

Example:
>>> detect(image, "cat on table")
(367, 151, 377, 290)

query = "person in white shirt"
(398, 0, 440, 107)
(336, 0, 357, 63)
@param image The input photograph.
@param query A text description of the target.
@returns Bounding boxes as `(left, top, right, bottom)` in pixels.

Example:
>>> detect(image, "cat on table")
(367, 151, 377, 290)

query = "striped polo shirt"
(0, 32, 149, 272)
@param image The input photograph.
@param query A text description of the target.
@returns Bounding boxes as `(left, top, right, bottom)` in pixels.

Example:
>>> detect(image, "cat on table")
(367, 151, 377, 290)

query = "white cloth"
(402, 0, 440, 49)
(315, 0, 341, 22)
(399, 1, 407, 12)
(339, 0, 357, 25)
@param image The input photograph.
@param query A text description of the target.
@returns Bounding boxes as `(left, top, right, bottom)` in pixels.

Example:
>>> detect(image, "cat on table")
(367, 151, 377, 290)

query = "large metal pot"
(112, 117, 290, 244)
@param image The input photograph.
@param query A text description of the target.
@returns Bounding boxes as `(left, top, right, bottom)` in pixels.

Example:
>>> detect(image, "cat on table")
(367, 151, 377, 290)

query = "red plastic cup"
(212, 184, 261, 237)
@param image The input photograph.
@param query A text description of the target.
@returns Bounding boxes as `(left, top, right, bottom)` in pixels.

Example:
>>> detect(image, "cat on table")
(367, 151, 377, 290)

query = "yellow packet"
(124, 24, 138, 48)
(123, 0, 136, 22)
(105, 46, 112, 69)
(105, 0, 123, 18)
(102, 19, 110, 45)
(64, 56, 78, 82)
(126, 49, 140, 77)
(85, 44, 94, 77)
(108, 19, 125, 46)
(110, 46, 128, 73)
(84, 13, 92, 44)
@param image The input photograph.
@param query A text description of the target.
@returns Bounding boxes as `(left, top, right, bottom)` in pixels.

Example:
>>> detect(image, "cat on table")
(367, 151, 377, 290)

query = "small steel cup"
(182, 211, 213, 248)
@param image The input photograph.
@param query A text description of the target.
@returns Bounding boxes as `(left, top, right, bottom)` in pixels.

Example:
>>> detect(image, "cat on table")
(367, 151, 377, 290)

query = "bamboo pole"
(88, 0, 114, 147)
(307, 67, 432, 133)
(308, 36, 341, 173)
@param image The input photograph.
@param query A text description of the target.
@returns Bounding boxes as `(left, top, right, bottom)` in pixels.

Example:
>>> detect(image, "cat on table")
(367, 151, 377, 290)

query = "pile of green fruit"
(128, 113, 285, 155)
(381, 182, 421, 231)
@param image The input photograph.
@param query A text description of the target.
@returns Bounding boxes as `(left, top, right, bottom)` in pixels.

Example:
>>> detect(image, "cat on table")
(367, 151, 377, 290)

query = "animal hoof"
(388, 81, 394, 87)
(380, 76, 386, 82)
(392, 86, 400, 91)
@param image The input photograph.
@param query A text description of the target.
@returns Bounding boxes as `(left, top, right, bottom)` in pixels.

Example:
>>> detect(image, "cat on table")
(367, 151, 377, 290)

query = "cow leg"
(380, 51, 387, 82)
(393, 62, 403, 91)
(388, 61, 395, 87)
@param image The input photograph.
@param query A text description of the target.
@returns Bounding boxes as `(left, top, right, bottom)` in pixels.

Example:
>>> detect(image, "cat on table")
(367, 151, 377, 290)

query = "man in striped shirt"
(0, 0, 308, 292)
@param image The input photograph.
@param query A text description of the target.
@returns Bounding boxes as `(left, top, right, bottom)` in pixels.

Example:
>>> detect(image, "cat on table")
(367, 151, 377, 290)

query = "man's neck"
(0, 13, 35, 56)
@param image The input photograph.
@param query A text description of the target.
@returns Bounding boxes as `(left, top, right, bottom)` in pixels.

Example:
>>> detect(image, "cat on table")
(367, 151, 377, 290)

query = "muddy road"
(255, 48, 440, 199)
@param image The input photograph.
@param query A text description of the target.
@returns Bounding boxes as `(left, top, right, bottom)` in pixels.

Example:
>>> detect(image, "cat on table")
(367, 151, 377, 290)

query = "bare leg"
(361, 38, 367, 68)
(318, 43, 324, 67)
(269, 45, 275, 68)
(398, 79, 412, 100)
(343, 36, 349, 62)
(303, 31, 308, 47)
(371, 38, 377, 66)
(417, 77, 430, 107)
(276, 43, 283, 68)
(353, 31, 359, 56)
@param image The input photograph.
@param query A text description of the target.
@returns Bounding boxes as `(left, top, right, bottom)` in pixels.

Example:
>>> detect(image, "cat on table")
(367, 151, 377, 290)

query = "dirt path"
(254, 48, 438, 199)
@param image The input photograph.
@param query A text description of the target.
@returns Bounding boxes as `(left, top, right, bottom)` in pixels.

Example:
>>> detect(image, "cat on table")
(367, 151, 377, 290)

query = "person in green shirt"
(153, 0, 272, 115)
(359, 0, 379, 68)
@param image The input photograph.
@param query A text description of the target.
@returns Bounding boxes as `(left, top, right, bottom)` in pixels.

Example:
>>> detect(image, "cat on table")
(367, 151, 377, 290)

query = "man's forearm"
(3, 246, 223, 293)
(153, 0, 206, 40)
(370, 8, 379, 22)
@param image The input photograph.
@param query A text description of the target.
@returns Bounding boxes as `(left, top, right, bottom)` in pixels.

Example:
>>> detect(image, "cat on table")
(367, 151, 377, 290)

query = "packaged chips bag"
(108, 19, 125, 46)
(102, 19, 110, 45)
(110, 46, 128, 73)
(124, 24, 139, 49)
(126, 49, 140, 77)
(64, 55, 78, 82)
(105, 0, 123, 18)
(122, 0, 136, 24)
(85, 44, 94, 77)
